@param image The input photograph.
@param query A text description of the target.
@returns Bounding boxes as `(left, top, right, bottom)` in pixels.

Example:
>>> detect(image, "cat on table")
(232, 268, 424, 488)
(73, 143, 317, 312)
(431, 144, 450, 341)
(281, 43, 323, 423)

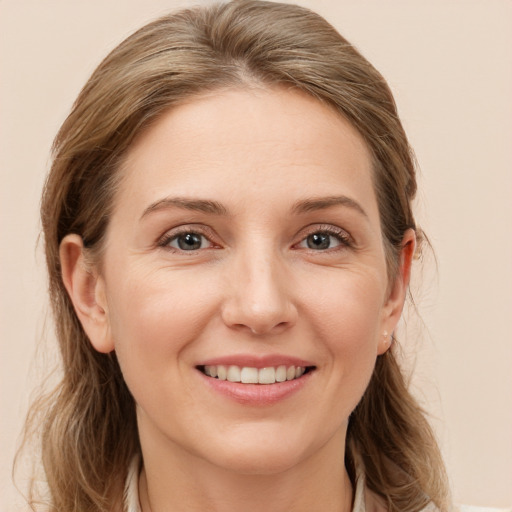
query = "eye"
(296, 228, 351, 251)
(164, 231, 212, 251)
(301, 232, 340, 250)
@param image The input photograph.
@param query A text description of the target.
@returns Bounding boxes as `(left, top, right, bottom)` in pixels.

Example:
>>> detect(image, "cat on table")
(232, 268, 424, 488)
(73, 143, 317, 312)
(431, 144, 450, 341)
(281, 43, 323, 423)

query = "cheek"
(306, 269, 386, 347)
(103, 272, 219, 440)
(303, 271, 386, 403)
(104, 267, 219, 387)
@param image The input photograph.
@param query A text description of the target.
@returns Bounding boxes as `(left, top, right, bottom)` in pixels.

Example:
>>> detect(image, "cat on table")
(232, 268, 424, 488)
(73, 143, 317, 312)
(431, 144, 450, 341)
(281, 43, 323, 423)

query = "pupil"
(178, 233, 202, 250)
(308, 233, 330, 250)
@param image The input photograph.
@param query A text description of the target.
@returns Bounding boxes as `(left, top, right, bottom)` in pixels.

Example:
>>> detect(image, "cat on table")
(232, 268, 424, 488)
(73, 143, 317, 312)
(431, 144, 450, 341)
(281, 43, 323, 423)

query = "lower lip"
(198, 370, 313, 405)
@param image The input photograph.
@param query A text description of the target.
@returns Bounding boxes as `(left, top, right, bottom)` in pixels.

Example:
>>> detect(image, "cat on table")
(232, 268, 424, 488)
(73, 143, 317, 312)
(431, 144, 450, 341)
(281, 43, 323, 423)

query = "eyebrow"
(291, 195, 368, 218)
(140, 194, 367, 220)
(140, 197, 228, 220)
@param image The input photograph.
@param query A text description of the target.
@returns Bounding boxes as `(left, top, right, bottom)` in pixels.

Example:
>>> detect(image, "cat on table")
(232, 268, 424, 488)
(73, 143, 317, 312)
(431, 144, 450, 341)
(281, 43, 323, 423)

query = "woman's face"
(85, 87, 410, 474)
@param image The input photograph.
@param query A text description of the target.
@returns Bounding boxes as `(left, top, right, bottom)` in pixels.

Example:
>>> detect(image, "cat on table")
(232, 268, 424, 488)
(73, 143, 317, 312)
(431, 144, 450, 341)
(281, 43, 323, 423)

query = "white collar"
(124, 455, 142, 512)
(124, 455, 374, 512)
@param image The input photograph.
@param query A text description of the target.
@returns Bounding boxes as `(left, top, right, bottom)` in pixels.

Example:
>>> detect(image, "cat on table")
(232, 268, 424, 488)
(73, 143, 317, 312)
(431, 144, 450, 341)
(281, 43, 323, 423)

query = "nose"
(221, 247, 298, 336)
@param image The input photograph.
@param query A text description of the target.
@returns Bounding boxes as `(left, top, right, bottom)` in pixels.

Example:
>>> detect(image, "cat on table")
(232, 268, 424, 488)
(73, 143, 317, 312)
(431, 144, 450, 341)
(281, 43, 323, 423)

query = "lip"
(197, 369, 314, 405)
(197, 354, 314, 368)
(195, 354, 316, 406)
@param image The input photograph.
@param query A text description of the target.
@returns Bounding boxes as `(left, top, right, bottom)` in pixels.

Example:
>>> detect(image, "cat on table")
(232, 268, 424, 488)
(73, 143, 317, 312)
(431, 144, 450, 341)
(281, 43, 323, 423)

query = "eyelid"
(155, 223, 353, 252)
(294, 224, 354, 249)
(157, 224, 219, 250)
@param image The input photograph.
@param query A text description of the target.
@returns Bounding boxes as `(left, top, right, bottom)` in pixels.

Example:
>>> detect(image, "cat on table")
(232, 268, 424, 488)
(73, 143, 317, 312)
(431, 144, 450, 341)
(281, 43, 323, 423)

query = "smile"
(198, 365, 314, 384)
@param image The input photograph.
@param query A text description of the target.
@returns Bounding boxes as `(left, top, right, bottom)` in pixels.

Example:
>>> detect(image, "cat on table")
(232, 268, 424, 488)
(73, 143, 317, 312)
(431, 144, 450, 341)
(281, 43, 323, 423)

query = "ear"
(377, 229, 416, 355)
(59, 234, 114, 353)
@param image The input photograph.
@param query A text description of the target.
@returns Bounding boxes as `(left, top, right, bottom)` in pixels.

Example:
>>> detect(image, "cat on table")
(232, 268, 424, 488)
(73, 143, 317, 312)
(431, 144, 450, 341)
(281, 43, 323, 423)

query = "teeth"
(275, 365, 287, 382)
(227, 365, 241, 382)
(202, 365, 309, 384)
(204, 365, 217, 378)
(217, 365, 227, 380)
(258, 367, 275, 384)
(240, 367, 258, 384)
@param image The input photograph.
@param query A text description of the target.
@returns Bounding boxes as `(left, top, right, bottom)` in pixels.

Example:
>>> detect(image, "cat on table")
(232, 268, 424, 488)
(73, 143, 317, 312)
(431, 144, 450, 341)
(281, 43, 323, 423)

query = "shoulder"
(415, 504, 512, 512)
(124, 455, 142, 512)
(457, 507, 512, 512)
(361, 496, 512, 512)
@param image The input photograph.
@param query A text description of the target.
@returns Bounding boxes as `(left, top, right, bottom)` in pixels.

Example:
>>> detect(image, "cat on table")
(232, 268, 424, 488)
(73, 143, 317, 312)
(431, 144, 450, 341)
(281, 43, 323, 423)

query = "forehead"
(115, 86, 378, 222)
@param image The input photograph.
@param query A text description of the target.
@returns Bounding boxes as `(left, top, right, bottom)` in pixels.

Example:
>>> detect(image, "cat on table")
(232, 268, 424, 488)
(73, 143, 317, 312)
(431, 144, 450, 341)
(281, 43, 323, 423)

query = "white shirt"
(123, 455, 510, 512)
(123, 456, 440, 512)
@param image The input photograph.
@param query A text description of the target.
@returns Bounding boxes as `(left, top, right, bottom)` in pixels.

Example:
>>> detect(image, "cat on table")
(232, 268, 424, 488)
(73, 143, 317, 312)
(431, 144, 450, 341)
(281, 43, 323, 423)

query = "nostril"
(246, 320, 293, 336)
(220, 280, 298, 335)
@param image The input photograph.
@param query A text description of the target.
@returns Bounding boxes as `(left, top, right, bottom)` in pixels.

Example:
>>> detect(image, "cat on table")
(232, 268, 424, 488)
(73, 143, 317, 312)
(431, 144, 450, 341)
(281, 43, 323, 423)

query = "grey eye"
(300, 232, 342, 250)
(170, 233, 206, 251)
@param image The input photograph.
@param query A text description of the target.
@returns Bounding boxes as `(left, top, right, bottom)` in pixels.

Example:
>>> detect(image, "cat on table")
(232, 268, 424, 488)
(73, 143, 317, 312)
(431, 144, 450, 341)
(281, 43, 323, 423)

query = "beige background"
(1, 0, 511, 509)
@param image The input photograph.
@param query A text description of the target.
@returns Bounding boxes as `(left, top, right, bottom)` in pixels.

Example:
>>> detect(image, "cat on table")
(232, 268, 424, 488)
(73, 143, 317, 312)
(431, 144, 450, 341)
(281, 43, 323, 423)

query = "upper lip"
(196, 354, 315, 369)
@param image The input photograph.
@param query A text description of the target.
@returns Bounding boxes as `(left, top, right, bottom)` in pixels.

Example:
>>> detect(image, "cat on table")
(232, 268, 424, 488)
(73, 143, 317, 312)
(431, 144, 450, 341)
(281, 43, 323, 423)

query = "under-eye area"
(197, 365, 316, 384)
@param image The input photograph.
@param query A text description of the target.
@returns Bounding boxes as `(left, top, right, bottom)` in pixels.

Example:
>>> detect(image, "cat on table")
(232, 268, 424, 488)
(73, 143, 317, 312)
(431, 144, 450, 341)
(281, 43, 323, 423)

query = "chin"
(210, 446, 306, 476)
(196, 425, 327, 476)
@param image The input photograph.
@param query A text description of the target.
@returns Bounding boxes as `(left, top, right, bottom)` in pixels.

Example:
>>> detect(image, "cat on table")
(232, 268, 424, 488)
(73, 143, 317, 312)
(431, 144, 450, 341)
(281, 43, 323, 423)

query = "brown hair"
(24, 1, 450, 510)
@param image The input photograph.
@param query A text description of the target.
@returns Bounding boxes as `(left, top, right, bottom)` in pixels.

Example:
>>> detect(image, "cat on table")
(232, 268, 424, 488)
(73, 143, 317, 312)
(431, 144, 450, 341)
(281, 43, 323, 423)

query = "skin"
(61, 87, 415, 512)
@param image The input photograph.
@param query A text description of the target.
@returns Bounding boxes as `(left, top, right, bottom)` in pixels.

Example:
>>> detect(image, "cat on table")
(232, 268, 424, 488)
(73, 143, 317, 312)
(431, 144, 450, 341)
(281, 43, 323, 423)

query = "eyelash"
(157, 226, 218, 252)
(157, 224, 353, 253)
(295, 225, 353, 252)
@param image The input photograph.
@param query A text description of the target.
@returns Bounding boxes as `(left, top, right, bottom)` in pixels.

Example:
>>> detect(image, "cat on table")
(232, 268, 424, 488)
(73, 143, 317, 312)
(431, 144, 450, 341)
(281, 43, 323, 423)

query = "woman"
(26, 1, 450, 510)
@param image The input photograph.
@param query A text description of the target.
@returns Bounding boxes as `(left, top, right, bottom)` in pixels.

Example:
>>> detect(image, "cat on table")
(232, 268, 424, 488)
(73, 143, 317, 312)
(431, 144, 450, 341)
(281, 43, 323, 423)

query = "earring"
(382, 331, 390, 344)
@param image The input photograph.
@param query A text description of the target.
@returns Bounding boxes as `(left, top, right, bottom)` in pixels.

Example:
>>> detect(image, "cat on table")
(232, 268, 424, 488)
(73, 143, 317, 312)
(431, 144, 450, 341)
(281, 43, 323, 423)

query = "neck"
(138, 428, 353, 512)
